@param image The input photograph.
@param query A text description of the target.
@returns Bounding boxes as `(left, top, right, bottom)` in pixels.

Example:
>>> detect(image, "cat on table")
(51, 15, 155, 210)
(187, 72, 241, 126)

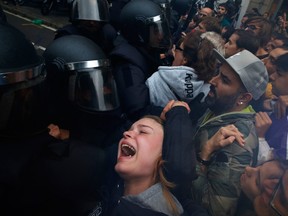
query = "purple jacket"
(265, 113, 288, 160)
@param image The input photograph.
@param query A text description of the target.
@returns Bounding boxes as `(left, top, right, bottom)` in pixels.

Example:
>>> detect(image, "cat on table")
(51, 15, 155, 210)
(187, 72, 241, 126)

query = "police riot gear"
(43, 35, 119, 112)
(119, 0, 171, 51)
(0, 23, 47, 137)
(70, 0, 110, 22)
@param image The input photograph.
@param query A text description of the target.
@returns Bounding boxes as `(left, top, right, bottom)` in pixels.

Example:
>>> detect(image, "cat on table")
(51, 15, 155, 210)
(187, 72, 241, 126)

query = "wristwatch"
(197, 153, 212, 166)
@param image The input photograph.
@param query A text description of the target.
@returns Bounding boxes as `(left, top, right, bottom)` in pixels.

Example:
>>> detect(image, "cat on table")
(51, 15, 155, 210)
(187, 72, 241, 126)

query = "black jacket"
(0, 132, 57, 215)
(110, 41, 162, 121)
(163, 106, 209, 216)
(0, 133, 107, 216)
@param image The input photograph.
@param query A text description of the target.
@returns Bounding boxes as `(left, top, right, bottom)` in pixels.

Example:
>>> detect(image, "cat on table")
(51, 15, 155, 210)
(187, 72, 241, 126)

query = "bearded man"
(191, 49, 268, 216)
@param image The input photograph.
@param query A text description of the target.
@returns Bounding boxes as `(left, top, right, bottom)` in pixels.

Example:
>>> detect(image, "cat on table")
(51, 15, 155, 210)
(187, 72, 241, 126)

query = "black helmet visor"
(71, 0, 110, 22)
(0, 63, 49, 137)
(0, 63, 44, 85)
(66, 60, 119, 112)
(148, 14, 171, 50)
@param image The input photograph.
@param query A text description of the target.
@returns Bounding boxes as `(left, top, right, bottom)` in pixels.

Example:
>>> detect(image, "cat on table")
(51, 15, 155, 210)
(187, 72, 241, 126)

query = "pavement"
(1, 1, 70, 29)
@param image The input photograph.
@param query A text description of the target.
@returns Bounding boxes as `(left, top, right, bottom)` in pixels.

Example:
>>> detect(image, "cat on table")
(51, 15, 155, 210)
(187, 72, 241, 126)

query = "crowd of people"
(1, 0, 288, 215)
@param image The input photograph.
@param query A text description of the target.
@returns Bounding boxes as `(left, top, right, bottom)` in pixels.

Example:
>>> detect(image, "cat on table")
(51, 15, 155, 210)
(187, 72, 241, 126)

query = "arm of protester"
(162, 100, 196, 203)
(257, 137, 274, 165)
(194, 125, 248, 216)
(199, 124, 245, 161)
(255, 112, 272, 138)
(255, 112, 274, 164)
(160, 100, 190, 120)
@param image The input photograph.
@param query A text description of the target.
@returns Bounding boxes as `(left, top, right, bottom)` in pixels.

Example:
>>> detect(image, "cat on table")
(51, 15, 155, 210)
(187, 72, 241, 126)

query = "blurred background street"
(1, 0, 70, 29)
(1, 1, 70, 54)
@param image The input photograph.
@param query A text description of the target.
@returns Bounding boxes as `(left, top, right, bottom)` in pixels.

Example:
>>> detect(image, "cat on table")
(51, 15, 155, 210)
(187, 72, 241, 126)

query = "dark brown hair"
(245, 16, 272, 47)
(199, 16, 222, 34)
(142, 115, 181, 216)
(182, 31, 220, 82)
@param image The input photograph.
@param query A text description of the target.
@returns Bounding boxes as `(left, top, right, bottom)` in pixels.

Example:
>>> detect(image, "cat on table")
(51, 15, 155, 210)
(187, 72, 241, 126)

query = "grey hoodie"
(146, 66, 210, 107)
(124, 183, 184, 216)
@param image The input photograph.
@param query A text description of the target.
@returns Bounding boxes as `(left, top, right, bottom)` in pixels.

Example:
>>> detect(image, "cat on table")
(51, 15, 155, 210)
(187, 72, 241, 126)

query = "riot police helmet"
(70, 0, 110, 23)
(152, 0, 171, 24)
(0, 23, 47, 138)
(43, 35, 119, 113)
(119, 0, 171, 51)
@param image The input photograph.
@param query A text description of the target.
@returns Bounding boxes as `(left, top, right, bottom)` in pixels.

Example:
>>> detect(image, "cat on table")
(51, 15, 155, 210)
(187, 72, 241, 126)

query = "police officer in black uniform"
(34, 34, 123, 216)
(55, 0, 117, 55)
(43, 34, 122, 147)
(110, 0, 171, 121)
(0, 22, 56, 215)
(0, 23, 112, 215)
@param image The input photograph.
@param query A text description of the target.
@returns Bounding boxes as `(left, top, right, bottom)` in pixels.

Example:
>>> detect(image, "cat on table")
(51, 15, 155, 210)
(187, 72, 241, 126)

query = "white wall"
(235, 0, 283, 28)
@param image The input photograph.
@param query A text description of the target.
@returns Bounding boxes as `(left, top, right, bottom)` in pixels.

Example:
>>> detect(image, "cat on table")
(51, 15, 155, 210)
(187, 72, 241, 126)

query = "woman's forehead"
(260, 161, 283, 177)
(132, 118, 161, 128)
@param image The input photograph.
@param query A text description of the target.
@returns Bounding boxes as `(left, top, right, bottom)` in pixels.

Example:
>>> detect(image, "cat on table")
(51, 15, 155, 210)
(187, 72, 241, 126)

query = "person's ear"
(238, 92, 253, 105)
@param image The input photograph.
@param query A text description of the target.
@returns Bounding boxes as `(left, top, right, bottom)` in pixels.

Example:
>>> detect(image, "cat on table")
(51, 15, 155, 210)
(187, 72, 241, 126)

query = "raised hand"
(200, 124, 245, 161)
(160, 100, 190, 120)
(255, 112, 272, 138)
